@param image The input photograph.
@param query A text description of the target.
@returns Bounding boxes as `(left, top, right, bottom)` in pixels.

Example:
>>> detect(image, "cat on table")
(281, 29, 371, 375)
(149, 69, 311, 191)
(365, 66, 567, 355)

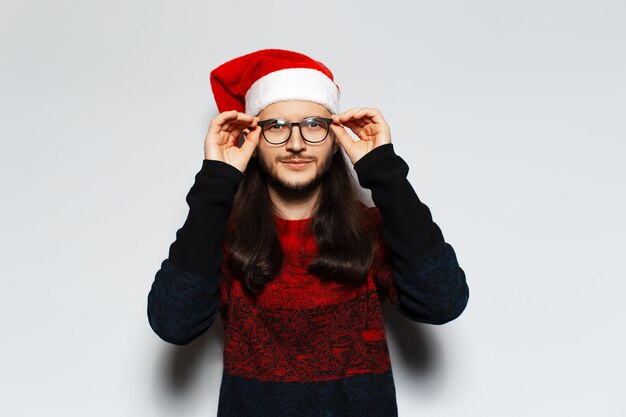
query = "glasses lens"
(301, 117, 330, 142)
(262, 119, 290, 144)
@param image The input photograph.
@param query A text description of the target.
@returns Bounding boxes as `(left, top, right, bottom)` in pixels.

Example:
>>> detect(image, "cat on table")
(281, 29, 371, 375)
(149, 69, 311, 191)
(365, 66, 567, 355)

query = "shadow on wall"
(160, 317, 225, 395)
(382, 302, 442, 376)
(156, 303, 443, 398)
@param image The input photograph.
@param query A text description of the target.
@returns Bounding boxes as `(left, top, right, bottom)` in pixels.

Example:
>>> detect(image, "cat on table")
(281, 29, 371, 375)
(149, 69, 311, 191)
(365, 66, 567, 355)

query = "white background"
(1, 0, 625, 416)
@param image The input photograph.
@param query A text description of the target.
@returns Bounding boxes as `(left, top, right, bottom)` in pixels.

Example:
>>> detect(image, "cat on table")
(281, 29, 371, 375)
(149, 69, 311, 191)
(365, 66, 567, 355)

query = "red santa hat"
(210, 49, 340, 116)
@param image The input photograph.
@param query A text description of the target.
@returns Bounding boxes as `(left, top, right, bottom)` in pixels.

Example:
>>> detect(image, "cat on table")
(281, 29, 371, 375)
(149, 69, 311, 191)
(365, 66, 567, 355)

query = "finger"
(334, 111, 374, 136)
(222, 113, 258, 135)
(337, 108, 362, 123)
(339, 117, 365, 131)
(335, 119, 362, 136)
(210, 111, 254, 133)
(337, 110, 372, 130)
(220, 110, 245, 124)
(364, 108, 387, 126)
(208, 110, 237, 135)
(341, 108, 387, 132)
(334, 111, 360, 126)
(346, 108, 373, 126)
(350, 116, 370, 129)
(340, 107, 379, 122)
(234, 112, 255, 125)
(218, 110, 253, 124)
(229, 115, 259, 137)
(229, 125, 247, 140)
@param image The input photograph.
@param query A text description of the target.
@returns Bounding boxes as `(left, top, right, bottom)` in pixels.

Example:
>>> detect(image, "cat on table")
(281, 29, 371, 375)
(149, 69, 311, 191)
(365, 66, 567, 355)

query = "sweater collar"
(273, 214, 312, 234)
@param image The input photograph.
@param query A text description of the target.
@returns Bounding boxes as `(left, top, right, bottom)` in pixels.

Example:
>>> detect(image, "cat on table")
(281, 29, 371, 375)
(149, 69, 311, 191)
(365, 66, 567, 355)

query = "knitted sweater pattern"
(147, 144, 469, 417)
(220, 214, 393, 383)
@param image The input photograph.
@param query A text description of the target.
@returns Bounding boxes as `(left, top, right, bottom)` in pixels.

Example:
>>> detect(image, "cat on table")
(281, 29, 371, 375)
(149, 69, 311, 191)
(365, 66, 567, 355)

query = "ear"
(331, 131, 340, 154)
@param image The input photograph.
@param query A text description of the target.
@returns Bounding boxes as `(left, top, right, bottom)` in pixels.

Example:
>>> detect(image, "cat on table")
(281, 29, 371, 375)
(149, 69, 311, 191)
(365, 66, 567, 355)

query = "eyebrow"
(262, 115, 329, 121)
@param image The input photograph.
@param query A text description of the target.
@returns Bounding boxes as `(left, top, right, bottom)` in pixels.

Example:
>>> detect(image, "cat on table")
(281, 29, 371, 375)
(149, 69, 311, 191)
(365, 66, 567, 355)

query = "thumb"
(330, 124, 355, 153)
(240, 125, 261, 159)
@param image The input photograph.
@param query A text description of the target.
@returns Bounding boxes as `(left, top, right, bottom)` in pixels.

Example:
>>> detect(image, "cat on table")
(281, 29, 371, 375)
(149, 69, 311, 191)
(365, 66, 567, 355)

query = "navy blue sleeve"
(147, 160, 243, 345)
(354, 144, 469, 324)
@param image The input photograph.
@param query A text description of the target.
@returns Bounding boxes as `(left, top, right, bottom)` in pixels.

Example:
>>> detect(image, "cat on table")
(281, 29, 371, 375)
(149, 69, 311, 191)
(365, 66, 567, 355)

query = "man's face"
(255, 100, 339, 193)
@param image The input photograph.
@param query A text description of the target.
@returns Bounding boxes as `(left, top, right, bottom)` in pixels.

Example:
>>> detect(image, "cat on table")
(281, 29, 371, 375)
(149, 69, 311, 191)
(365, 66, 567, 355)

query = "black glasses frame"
(257, 117, 334, 145)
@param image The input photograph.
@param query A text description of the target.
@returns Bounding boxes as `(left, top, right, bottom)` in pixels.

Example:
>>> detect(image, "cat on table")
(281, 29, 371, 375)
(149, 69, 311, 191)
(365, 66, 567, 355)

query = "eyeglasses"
(257, 116, 333, 145)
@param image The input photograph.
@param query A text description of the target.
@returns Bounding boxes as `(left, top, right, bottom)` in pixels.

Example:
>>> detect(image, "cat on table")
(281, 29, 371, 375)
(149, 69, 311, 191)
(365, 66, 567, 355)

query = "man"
(147, 49, 469, 417)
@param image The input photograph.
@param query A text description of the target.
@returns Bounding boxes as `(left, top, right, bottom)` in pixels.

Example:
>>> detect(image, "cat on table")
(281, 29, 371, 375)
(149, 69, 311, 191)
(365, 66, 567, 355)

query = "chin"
(276, 176, 319, 192)
(259, 156, 331, 193)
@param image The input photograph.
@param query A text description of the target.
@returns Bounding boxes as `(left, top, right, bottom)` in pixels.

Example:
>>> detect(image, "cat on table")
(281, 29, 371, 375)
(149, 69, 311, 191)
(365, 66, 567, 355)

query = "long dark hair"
(225, 149, 377, 296)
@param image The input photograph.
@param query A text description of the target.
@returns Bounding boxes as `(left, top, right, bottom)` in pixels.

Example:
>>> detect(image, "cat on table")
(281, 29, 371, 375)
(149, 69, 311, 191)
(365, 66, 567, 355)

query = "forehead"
(257, 100, 331, 120)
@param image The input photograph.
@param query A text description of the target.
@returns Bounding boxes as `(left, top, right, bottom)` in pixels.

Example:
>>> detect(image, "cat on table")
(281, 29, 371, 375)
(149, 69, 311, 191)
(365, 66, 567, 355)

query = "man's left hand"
(330, 108, 391, 165)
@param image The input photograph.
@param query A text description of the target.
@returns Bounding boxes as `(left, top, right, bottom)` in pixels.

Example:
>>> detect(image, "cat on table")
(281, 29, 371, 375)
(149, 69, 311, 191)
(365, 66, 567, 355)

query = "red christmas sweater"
(148, 144, 469, 416)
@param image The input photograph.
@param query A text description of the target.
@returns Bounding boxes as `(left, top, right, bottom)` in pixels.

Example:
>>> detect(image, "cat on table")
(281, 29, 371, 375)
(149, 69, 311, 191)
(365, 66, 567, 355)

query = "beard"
(258, 152, 334, 194)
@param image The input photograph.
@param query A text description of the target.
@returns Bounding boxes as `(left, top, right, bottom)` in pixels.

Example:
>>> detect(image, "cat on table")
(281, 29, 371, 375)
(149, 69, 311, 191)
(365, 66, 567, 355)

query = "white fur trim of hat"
(245, 68, 340, 116)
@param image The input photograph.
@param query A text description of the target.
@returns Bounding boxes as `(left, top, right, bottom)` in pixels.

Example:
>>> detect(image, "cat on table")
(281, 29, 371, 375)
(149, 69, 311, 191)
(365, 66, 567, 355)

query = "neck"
(267, 183, 321, 220)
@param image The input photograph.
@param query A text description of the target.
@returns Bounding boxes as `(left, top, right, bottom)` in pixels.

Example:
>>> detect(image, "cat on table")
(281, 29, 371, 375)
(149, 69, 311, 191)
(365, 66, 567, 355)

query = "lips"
(279, 158, 314, 170)
(281, 159, 313, 163)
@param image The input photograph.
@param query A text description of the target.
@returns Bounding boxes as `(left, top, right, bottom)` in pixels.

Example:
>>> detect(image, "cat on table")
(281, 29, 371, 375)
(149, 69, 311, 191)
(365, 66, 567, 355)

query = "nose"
(285, 125, 307, 152)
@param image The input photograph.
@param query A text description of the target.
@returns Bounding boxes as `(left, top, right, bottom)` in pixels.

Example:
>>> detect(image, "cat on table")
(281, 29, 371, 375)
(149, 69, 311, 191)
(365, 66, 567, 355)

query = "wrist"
(353, 144, 409, 189)
(353, 143, 397, 170)
(200, 159, 245, 185)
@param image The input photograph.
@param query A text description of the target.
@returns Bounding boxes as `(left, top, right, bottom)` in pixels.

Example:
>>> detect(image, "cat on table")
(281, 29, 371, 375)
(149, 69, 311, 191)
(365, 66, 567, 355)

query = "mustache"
(277, 154, 316, 162)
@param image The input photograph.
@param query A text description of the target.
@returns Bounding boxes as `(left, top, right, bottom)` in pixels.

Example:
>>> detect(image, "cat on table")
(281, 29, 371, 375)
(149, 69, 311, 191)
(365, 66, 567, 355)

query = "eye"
(303, 117, 328, 129)
(266, 120, 288, 130)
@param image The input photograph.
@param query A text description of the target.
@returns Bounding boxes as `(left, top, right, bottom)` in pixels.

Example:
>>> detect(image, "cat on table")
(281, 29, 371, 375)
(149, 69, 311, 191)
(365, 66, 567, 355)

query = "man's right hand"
(204, 110, 261, 173)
